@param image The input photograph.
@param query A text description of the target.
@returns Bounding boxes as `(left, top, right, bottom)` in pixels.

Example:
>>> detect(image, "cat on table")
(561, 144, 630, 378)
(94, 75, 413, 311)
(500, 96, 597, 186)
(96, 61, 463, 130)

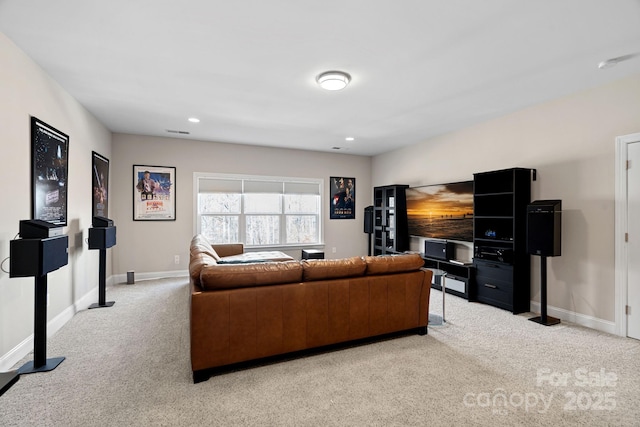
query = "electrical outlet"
(174, 255, 180, 265)
(332, 247, 337, 254)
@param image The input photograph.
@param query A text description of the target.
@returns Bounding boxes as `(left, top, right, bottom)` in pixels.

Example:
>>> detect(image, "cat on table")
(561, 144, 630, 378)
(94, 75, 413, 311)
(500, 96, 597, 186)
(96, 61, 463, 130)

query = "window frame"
(193, 172, 324, 250)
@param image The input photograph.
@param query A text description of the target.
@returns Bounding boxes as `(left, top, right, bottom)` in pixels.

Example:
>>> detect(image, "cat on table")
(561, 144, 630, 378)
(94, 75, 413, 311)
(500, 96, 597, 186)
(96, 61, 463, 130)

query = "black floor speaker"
(364, 205, 373, 234)
(527, 200, 561, 257)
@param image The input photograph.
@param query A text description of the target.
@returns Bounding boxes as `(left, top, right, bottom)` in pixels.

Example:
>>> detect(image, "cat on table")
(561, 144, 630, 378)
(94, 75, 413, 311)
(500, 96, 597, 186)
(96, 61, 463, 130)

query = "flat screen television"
(405, 181, 474, 242)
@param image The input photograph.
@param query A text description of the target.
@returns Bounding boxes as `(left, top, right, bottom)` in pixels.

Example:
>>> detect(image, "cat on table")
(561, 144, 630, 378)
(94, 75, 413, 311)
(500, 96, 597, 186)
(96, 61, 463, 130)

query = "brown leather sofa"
(189, 234, 432, 382)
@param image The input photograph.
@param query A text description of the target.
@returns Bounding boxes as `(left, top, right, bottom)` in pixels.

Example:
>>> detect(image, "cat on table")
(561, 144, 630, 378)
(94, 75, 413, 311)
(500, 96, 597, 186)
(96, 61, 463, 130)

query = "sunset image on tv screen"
(405, 181, 474, 242)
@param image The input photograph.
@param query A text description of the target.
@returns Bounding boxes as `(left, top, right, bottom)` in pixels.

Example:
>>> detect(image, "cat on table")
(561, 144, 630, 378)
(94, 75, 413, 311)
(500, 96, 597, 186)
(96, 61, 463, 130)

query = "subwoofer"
(527, 200, 562, 257)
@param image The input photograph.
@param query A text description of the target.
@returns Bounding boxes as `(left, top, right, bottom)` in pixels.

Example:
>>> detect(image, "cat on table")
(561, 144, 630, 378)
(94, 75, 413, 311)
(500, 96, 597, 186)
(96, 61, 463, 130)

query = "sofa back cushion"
(364, 253, 425, 275)
(189, 235, 221, 285)
(302, 256, 367, 281)
(211, 243, 244, 258)
(190, 234, 221, 261)
(199, 260, 303, 290)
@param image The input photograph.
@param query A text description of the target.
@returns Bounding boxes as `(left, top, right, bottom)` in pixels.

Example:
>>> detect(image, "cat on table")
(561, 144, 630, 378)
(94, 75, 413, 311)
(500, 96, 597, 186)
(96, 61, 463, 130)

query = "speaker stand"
(529, 256, 560, 326)
(367, 232, 373, 256)
(89, 248, 114, 309)
(19, 274, 65, 375)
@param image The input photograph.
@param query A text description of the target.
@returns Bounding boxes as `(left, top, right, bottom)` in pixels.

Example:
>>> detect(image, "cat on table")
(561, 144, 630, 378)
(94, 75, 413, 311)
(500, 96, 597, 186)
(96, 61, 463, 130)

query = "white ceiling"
(1, 0, 640, 156)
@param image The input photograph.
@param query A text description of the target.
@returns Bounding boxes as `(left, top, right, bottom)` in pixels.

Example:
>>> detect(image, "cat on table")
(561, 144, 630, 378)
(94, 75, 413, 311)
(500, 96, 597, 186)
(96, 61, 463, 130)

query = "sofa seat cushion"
(302, 256, 367, 281)
(199, 260, 303, 290)
(365, 253, 425, 275)
(218, 251, 294, 264)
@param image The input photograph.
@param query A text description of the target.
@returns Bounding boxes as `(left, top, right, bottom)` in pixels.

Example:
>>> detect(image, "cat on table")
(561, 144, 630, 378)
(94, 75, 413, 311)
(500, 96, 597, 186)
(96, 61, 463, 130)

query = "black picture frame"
(92, 151, 109, 219)
(330, 176, 355, 219)
(31, 117, 69, 226)
(133, 164, 176, 221)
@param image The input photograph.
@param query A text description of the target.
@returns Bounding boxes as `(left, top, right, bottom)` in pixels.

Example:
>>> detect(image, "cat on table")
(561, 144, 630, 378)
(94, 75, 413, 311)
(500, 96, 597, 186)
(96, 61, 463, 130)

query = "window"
(195, 173, 322, 248)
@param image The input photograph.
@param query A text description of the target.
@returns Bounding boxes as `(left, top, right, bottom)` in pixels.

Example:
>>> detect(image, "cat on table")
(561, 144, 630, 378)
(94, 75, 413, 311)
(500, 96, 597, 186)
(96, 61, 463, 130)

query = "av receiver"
(474, 246, 513, 264)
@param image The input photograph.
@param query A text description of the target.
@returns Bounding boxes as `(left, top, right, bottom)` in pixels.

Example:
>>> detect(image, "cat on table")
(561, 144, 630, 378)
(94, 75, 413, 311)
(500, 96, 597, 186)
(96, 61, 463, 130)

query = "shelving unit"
(373, 185, 409, 255)
(471, 168, 532, 314)
(421, 256, 473, 299)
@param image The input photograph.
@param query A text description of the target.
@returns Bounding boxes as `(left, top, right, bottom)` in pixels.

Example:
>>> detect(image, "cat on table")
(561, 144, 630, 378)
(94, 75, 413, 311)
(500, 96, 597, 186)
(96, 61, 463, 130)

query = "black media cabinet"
(471, 167, 533, 314)
(421, 256, 474, 300)
(373, 185, 409, 255)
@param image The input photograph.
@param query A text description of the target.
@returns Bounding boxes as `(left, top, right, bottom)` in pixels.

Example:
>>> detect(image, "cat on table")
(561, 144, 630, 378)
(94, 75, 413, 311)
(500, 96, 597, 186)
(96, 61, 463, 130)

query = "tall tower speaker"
(527, 200, 561, 257)
(364, 206, 374, 234)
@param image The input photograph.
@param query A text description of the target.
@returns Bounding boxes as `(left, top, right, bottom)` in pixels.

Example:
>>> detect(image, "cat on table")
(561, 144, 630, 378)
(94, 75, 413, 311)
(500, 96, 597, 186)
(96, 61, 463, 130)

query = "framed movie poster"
(31, 117, 69, 226)
(92, 151, 109, 218)
(133, 165, 176, 221)
(330, 176, 355, 219)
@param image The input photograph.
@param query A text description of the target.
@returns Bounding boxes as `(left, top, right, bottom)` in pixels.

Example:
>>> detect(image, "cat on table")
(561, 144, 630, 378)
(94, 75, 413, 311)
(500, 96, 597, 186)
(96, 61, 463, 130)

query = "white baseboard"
(0, 335, 31, 373)
(529, 301, 617, 335)
(111, 269, 188, 285)
(0, 285, 98, 372)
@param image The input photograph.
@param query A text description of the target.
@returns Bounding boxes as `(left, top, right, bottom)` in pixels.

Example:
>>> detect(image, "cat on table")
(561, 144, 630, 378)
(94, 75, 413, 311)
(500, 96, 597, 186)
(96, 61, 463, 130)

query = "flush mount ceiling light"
(316, 71, 351, 91)
(188, 117, 200, 123)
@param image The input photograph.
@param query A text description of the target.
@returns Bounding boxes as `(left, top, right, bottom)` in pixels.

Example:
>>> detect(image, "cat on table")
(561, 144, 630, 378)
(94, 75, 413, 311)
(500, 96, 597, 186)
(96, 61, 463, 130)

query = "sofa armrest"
(212, 243, 244, 258)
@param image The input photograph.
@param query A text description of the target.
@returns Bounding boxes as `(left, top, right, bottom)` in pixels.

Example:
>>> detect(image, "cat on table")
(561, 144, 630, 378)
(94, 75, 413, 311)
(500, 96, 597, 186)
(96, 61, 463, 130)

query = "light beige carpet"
(1, 277, 638, 426)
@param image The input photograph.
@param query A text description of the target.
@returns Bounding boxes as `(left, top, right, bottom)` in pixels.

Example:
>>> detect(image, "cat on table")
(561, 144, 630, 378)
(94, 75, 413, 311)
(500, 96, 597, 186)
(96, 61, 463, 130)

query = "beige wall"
(373, 73, 640, 324)
(0, 28, 371, 367)
(0, 32, 112, 366)
(110, 134, 372, 277)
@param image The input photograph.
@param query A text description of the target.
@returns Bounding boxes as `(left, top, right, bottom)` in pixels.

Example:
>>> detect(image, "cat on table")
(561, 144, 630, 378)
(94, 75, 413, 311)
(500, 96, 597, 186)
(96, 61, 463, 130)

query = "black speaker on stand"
(527, 200, 562, 326)
(88, 217, 117, 309)
(364, 205, 374, 256)
(10, 220, 69, 375)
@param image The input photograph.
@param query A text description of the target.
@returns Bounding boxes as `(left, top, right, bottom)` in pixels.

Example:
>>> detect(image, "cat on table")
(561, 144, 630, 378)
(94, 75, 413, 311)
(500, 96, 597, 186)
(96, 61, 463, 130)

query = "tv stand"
(421, 256, 473, 300)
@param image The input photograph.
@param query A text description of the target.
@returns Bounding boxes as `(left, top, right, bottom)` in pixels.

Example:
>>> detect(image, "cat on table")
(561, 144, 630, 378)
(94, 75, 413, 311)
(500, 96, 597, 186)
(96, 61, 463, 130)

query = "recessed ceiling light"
(316, 71, 351, 91)
(188, 117, 200, 123)
(345, 137, 355, 141)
